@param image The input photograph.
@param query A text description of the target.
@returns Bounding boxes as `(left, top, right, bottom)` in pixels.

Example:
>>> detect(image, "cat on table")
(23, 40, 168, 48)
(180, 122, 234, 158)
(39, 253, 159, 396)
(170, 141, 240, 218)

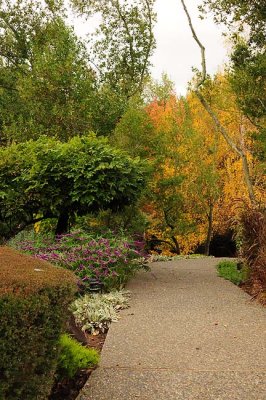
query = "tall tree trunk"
(55, 210, 69, 235)
(163, 209, 181, 254)
(171, 235, 181, 255)
(205, 203, 214, 256)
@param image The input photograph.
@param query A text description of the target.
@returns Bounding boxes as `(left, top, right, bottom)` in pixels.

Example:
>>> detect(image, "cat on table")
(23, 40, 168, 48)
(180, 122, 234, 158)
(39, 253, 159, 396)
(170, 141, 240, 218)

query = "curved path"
(79, 258, 266, 400)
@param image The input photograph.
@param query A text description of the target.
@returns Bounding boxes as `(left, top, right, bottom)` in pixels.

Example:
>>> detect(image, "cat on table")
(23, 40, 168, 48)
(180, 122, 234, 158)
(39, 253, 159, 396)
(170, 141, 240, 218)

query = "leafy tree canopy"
(0, 0, 157, 140)
(200, 0, 266, 168)
(0, 1, 98, 142)
(229, 42, 266, 121)
(71, 0, 156, 98)
(200, 0, 266, 48)
(0, 134, 147, 240)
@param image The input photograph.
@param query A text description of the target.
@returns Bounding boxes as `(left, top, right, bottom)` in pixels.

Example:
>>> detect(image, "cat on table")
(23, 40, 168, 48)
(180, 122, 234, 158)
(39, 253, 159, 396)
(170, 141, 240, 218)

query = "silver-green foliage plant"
(71, 296, 118, 334)
(96, 290, 131, 310)
(70, 290, 131, 334)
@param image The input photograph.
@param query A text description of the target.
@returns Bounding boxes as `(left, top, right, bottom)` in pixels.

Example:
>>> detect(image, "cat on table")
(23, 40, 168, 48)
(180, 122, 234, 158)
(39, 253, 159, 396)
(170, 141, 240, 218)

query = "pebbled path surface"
(78, 258, 266, 400)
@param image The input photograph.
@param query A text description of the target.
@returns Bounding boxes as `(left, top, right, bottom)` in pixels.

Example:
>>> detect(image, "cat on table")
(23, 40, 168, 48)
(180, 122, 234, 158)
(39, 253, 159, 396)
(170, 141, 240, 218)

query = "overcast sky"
(151, 0, 229, 95)
(71, 0, 229, 96)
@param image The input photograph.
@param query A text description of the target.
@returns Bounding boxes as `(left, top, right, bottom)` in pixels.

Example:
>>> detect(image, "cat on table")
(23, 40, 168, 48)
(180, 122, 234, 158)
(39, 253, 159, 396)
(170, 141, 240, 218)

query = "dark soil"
(49, 332, 107, 400)
(49, 369, 93, 400)
(86, 332, 107, 352)
(241, 280, 266, 305)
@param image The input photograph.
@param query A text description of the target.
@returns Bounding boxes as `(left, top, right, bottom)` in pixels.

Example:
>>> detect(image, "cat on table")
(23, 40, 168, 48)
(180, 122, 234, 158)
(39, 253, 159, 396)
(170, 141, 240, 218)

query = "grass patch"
(216, 260, 249, 285)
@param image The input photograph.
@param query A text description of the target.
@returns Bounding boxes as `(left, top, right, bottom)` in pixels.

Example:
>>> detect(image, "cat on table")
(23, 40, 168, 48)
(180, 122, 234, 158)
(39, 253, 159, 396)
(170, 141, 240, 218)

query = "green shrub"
(0, 134, 147, 241)
(0, 246, 77, 400)
(216, 260, 249, 285)
(57, 334, 99, 379)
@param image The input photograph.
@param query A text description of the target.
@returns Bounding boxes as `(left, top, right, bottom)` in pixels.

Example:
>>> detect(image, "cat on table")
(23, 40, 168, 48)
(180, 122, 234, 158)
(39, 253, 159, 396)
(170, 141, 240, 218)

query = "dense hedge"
(0, 247, 77, 399)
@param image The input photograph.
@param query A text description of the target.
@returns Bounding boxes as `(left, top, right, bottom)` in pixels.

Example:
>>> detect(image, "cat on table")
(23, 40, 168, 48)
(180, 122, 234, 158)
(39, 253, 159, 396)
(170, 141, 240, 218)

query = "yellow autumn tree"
(113, 74, 265, 255)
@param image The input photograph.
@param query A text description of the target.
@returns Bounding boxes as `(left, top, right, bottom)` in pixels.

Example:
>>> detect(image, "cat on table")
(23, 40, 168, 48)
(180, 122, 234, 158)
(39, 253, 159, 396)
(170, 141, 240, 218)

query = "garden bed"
(8, 230, 144, 399)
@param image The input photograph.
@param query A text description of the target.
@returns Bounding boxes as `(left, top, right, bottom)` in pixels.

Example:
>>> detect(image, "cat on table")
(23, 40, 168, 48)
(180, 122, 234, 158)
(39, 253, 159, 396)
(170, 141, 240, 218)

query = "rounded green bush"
(0, 247, 77, 400)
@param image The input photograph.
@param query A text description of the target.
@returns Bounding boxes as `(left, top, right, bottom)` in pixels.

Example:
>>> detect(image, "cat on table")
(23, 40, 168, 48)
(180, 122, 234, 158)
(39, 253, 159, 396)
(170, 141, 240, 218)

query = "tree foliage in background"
(145, 91, 223, 254)
(229, 44, 266, 170)
(112, 71, 265, 254)
(0, 0, 61, 143)
(200, 0, 266, 47)
(0, 0, 264, 256)
(200, 0, 266, 171)
(112, 94, 156, 158)
(71, 0, 156, 98)
(0, 0, 157, 140)
(0, 135, 146, 241)
(113, 76, 225, 254)
(0, 1, 98, 142)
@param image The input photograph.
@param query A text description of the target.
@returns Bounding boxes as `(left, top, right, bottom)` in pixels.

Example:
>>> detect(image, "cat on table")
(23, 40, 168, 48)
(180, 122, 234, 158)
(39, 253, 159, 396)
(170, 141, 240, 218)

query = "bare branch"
(180, 0, 206, 88)
(115, 0, 135, 73)
(138, 0, 154, 92)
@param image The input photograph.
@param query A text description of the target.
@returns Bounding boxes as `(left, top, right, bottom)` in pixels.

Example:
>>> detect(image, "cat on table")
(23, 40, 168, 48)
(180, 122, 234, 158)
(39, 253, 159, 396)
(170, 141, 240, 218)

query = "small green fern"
(57, 334, 99, 378)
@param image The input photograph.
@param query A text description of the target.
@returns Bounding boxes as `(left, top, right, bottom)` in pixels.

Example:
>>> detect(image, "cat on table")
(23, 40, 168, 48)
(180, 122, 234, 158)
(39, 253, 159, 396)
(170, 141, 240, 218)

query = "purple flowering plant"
(15, 231, 148, 291)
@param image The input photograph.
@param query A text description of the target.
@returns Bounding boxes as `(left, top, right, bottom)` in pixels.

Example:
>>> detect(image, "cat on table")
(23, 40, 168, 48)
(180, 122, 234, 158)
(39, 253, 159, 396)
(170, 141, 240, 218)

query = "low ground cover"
(10, 230, 148, 292)
(50, 332, 100, 400)
(50, 289, 132, 399)
(57, 334, 100, 379)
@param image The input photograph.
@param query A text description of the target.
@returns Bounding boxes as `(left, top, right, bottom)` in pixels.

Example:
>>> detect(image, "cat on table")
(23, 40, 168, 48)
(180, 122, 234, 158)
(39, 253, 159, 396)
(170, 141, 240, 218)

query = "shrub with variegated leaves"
(70, 291, 130, 334)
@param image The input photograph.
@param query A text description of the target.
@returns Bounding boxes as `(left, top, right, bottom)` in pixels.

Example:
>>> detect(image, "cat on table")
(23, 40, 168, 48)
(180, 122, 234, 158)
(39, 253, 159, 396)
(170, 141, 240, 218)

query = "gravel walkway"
(78, 258, 266, 399)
